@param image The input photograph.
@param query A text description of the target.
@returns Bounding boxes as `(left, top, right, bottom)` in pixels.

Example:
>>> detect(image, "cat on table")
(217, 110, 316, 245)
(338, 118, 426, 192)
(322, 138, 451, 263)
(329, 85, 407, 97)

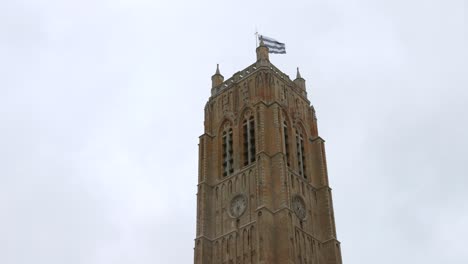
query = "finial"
(294, 67, 306, 92)
(211, 63, 224, 88)
(259, 38, 265, 47)
(296, 67, 302, 79)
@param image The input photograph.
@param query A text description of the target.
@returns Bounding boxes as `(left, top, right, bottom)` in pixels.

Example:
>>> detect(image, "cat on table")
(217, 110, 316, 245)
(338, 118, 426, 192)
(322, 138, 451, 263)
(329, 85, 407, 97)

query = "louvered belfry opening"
(283, 120, 290, 166)
(243, 116, 256, 166)
(222, 128, 234, 177)
(296, 131, 306, 179)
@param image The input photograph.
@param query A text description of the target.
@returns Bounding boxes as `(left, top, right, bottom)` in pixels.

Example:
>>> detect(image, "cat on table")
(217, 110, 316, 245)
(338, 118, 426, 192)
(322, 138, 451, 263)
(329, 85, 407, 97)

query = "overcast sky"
(1, 0, 467, 263)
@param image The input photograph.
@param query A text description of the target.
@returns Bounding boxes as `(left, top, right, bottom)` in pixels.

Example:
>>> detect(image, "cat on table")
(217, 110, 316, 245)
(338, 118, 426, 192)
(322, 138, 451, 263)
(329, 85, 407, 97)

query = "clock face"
(230, 194, 247, 218)
(292, 196, 306, 220)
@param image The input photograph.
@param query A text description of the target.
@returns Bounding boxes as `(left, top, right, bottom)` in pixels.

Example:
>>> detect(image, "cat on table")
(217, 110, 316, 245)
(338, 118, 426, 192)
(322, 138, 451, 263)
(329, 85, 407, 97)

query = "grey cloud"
(0, 0, 467, 263)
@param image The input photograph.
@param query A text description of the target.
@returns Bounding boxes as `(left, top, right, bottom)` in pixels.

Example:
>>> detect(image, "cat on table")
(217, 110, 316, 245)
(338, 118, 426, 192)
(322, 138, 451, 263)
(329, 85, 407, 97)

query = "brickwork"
(194, 43, 342, 264)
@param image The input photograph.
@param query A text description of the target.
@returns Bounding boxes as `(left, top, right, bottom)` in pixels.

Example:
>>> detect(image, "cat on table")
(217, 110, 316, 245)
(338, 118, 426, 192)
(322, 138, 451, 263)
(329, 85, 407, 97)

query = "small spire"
(211, 64, 224, 88)
(294, 67, 306, 92)
(296, 67, 302, 79)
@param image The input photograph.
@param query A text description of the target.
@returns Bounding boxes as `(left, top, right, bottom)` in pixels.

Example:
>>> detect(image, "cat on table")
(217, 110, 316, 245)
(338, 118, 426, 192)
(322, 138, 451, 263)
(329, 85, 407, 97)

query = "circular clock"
(292, 196, 306, 220)
(230, 194, 247, 218)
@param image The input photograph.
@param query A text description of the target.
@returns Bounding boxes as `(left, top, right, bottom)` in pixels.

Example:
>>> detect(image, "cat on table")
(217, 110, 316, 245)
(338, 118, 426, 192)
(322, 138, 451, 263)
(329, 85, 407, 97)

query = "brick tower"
(194, 41, 342, 264)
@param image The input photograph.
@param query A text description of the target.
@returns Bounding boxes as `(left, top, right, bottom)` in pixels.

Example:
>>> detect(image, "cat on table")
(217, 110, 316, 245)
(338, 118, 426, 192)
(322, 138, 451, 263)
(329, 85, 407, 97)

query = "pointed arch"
(250, 225, 257, 262)
(243, 228, 249, 255)
(221, 183, 225, 203)
(250, 225, 256, 244)
(222, 237, 226, 262)
(295, 230, 301, 263)
(293, 119, 309, 139)
(217, 118, 234, 136)
(227, 235, 232, 255)
(214, 241, 220, 263)
(234, 176, 239, 193)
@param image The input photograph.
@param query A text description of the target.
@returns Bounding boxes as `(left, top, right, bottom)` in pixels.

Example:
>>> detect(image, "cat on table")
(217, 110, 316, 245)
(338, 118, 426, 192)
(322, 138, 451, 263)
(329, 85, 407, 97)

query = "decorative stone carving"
(222, 93, 229, 112)
(241, 82, 249, 103)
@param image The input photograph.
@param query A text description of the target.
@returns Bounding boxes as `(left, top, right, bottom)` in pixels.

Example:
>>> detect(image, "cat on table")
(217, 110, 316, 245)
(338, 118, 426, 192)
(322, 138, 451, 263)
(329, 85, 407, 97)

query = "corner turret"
(211, 64, 224, 88)
(294, 67, 306, 91)
(256, 39, 269, 66)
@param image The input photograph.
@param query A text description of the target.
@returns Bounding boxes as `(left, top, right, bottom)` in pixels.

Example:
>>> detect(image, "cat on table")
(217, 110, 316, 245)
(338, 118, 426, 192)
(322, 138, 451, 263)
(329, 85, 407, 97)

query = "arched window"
(283, 120, 290, 166)
(296, 130, 306, 178)
(243, 114, 256, 166)
(222, 125, 234, 177)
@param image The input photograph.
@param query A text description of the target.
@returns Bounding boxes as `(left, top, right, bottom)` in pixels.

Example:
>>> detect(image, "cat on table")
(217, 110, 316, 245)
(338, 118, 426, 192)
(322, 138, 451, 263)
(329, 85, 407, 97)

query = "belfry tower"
(194, 42, 342, 264)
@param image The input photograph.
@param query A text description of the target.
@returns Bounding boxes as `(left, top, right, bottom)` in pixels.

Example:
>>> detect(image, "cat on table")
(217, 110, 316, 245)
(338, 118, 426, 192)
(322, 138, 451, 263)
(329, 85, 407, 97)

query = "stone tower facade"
(194, 42, 342, 264)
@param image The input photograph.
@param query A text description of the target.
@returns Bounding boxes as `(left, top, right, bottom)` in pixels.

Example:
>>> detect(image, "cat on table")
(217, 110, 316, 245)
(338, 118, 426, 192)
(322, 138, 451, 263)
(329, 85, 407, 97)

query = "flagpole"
(255, 29, 258, 47)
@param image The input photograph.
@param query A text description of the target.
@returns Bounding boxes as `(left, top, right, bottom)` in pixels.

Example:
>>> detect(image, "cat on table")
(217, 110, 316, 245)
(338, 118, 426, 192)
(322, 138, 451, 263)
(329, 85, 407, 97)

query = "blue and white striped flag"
(259, 35, 286, 54)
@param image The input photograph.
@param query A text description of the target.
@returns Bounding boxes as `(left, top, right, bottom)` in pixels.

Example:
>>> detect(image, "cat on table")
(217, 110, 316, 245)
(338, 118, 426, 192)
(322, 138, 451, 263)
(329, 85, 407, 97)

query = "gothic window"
(222, 125, 234, 177)
(283, 120, 290, 166)
(296, 130, 307, 178)
(243, 114, 256, 166)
